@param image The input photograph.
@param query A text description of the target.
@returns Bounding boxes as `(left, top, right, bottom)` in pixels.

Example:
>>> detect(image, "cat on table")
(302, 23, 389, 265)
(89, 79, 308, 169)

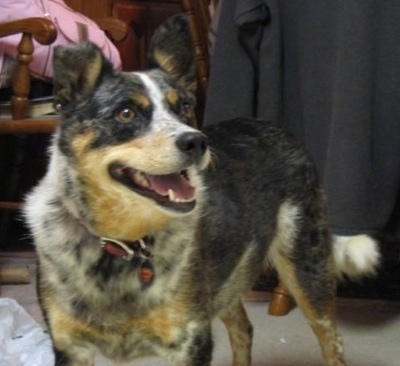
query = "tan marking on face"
(131, 92, 150, 109)
(71, 130, 95, 156)
(71, 132, 176, 240)
(166, 89, 179, 107)
(93, 130, 186, 174)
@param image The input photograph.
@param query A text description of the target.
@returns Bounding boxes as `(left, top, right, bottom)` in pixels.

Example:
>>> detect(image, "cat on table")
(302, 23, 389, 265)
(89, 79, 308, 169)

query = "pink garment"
(0, 0, 122, 87)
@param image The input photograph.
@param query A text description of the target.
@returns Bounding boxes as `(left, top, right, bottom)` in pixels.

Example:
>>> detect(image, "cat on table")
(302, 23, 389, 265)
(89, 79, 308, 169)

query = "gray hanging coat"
(204, 0, 400, 237)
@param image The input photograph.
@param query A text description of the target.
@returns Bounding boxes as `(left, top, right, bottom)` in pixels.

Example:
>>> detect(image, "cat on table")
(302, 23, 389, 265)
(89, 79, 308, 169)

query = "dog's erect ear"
(53, 42, 113, 106)
(148, 14, 196, 93)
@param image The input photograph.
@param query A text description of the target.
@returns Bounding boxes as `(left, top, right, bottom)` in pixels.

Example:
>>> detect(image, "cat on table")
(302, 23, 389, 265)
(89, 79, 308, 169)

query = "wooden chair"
(0, 16, 129, 287)
(180, 0, 293, 316)
(180, 0, 216, 124)
(0, 17, 128, 134)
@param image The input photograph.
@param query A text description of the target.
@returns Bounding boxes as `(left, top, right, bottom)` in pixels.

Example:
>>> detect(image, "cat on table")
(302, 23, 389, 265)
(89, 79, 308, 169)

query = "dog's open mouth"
(110, 164, 197, 213)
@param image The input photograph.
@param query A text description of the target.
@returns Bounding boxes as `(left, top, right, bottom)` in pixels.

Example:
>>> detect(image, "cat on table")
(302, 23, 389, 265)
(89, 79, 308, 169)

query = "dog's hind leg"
(276, 262, 345, 366)
(219, 299, 253, 366)
(268, 202, 346, 366)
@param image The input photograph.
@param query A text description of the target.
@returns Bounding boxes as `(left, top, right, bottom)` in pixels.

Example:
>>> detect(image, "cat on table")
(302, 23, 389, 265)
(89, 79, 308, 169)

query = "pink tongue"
(147, 173, 195, 200)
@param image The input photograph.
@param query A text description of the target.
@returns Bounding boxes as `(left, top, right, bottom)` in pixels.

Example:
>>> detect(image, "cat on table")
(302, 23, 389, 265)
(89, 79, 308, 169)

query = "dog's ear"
(53, 42, 113, 107)
(148, 14, 196, 93)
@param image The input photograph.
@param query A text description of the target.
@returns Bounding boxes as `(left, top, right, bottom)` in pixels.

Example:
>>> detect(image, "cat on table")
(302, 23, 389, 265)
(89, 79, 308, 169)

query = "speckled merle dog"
(24, 14, 380, 366)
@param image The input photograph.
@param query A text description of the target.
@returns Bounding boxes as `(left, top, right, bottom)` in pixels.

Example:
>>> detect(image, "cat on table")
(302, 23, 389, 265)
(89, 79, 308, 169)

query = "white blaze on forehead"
(133, 72, 194, 135)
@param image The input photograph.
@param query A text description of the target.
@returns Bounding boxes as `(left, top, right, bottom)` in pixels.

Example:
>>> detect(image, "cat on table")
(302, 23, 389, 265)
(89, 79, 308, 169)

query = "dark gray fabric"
(204, 0, 400, 236)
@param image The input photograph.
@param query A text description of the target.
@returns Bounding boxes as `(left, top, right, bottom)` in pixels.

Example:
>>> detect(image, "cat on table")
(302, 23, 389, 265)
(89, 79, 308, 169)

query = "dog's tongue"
(147, 173, 195, 200)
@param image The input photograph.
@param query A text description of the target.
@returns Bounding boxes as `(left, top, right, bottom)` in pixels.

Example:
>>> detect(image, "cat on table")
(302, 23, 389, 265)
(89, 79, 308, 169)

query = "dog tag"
(139, 260, 155, 285)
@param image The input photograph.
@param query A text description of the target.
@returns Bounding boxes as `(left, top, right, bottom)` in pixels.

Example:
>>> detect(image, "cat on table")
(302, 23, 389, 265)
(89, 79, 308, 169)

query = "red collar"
(100, 237, 154, 285)
(72, 212, 155, 285)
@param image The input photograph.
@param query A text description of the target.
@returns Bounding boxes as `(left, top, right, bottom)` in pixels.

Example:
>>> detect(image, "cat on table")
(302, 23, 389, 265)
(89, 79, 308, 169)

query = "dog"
(24, 14, 380, 366)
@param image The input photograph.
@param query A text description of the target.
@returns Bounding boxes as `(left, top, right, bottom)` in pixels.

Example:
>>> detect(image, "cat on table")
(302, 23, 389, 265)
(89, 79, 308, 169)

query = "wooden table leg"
(268, 281, 292, 316)
(0, 266, 31, 284)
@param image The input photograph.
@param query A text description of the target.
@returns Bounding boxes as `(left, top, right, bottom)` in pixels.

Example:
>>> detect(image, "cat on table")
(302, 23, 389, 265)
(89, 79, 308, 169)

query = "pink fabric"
(0, 0, 122, 87)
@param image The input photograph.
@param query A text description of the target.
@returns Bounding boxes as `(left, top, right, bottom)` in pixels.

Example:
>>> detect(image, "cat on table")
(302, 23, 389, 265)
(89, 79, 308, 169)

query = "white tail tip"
(333, 234, 381, 279)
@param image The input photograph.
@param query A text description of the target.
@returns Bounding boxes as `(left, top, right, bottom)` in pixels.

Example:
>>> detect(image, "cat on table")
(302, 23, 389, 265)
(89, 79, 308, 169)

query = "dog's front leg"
(42, 298, 96, 366)
(53, 347, 95, 366)
(219, 299, 253, 366)
(166, 324, 213, 366)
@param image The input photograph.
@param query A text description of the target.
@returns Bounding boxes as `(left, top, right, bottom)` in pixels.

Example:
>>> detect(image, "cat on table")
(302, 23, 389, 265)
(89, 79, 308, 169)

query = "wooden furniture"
(0, 18, 57, 134)
(0, 17, 129, 286)
(181, 0, 213, 124)
(113, 0, 182, 70)
(181, 0, 293, 315)
(0, 18, 56, 288)
(66, 0, 183, 71)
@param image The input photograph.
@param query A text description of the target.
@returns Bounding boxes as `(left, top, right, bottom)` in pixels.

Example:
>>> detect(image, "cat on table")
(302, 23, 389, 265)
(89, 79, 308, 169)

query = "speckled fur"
(24, 15, 349, 366)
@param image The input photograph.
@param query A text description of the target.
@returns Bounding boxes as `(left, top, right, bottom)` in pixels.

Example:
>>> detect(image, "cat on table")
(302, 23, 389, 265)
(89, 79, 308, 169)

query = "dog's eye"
(116, 108, 135, 123)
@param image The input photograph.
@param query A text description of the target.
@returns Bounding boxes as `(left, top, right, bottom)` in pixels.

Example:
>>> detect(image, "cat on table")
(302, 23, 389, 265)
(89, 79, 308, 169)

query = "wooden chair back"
(181, 0, 218, 126)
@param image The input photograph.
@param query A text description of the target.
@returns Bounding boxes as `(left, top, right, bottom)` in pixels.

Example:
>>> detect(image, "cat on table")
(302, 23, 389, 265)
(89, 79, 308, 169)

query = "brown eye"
(116, 108, 135, 122)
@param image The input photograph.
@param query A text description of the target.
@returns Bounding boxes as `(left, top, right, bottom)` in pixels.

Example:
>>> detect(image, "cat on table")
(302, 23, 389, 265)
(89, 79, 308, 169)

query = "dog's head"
(52, 15, 210, 239)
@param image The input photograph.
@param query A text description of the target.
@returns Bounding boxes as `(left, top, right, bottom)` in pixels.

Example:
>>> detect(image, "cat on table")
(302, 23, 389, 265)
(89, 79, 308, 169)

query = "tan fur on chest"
(45, 294, 192, 353)
(124, 299, 192, 344)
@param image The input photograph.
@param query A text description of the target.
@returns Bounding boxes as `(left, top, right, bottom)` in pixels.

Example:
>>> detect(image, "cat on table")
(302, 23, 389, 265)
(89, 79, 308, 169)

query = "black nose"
(176, 132, 207, 159)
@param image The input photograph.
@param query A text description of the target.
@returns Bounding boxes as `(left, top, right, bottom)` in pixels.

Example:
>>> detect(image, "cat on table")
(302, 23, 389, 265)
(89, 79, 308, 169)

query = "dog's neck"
(69, 208, 155, 259)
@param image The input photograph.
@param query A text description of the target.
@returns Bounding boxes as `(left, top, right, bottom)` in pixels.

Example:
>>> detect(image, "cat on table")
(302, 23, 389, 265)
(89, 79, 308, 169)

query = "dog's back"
(199, 118, 330, 312)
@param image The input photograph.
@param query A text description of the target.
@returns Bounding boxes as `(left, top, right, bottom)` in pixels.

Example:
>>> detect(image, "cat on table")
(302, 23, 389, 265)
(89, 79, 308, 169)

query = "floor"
(1, 254, 400, 366)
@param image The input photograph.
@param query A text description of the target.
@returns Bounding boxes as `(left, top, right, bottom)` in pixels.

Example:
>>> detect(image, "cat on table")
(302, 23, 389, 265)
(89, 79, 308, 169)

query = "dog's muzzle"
(109, 131, 208, 214)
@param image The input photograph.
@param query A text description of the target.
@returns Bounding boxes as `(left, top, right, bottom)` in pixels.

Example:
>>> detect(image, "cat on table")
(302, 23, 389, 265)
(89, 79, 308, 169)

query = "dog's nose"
(176, 132, 207, 159)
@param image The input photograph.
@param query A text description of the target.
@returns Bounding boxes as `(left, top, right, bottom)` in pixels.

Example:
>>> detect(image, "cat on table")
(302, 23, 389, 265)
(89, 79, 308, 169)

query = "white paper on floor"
(0, 298, 54, 366)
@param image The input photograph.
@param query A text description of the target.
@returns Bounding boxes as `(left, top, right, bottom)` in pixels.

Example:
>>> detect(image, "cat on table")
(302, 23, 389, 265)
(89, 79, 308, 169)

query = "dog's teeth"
(168, 189, 176, 202)
(134, 171, 149, 188)
(167, 189, 194, 203)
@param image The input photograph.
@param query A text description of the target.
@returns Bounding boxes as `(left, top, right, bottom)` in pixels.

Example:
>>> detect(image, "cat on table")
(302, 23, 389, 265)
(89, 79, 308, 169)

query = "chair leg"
(268, 280, 292, 316)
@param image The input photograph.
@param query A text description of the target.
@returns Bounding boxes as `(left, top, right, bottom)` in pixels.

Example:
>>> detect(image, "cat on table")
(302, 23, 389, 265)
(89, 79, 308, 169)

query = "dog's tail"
(332, 234, 381, 279)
